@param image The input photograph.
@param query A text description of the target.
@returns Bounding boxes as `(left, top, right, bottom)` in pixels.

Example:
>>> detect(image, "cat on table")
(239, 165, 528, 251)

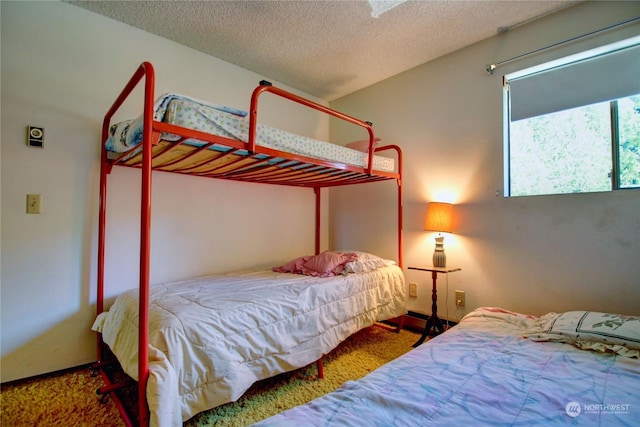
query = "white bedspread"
(254, 307, 640, 426)
(92, 266, 406, 426)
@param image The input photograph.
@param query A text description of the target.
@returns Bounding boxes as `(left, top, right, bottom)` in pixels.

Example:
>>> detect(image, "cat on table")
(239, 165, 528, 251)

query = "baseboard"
(1, 362, 94, 387)
(401, 311, 458, 333)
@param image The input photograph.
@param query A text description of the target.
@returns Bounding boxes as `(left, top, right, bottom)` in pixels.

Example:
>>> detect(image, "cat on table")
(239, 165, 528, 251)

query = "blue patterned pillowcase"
(523, 311, 640, 357)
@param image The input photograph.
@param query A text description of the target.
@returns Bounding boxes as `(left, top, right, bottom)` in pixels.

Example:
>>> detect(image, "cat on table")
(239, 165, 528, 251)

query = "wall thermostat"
(27, 126, 44, 148)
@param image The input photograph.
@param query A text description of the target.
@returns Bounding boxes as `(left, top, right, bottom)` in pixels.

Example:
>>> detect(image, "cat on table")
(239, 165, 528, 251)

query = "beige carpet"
(1, 326, 419, 426)
(0, 366, 120, 426)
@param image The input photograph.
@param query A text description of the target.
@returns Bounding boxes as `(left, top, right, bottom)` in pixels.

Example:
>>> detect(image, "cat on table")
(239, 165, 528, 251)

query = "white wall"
(1, 1, 331, 382)
(330, 2, 640, 322)
(3, 0, 639, 384)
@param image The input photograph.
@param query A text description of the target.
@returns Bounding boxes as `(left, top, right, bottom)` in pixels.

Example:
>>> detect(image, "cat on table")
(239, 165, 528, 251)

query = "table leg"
(413, 317, 432, 347)
(413, 271, 444, 347)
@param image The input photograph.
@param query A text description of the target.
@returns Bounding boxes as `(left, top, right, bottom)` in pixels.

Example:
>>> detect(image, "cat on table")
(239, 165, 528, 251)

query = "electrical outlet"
(409, 282, 418, 297)
(455, 290, 465, 307)
(26, 194, 42, 214)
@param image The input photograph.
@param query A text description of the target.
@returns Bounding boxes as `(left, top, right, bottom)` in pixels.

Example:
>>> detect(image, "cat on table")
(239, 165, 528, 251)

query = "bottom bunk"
(255, 307, 640, 426)
(92, 252, 406, 426)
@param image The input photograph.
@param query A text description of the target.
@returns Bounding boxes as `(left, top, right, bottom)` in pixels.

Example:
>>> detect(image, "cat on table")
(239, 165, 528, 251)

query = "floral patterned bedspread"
(105, 93, 395, 172)
(254, 307, 640, 426)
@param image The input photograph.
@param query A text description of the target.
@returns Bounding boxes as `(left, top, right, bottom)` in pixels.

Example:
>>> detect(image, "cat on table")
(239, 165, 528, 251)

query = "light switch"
(26, 194, 41, 214)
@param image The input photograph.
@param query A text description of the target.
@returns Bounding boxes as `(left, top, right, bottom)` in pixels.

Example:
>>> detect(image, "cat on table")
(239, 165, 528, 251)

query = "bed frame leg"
(394, 315, 406, 332)
(316, 358, 324, 379)
(375, 315, 405, 333)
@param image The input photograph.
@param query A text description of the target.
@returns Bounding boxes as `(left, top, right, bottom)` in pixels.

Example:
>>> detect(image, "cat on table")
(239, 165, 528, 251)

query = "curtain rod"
(485, 16, 640, 75)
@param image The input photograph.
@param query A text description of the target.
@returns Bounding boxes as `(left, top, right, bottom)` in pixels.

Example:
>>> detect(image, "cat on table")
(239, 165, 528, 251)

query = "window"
(504, 36, 640, 197)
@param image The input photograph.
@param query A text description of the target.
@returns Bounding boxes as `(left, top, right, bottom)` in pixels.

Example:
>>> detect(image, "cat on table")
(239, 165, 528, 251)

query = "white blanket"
(92, 266, 406, 426)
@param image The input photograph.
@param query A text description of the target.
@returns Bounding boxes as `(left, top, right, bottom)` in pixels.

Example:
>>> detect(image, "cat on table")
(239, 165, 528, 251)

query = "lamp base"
(433, 251, 446, 267)
(433, 236, 446, 267)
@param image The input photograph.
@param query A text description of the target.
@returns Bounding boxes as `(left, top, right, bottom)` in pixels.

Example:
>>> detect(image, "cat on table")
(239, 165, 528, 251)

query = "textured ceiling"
(67, 0, 578, 101)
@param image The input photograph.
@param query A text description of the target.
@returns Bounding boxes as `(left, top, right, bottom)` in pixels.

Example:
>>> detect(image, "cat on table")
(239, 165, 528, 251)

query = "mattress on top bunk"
(254, 307, 640, 426)
(92, 264, 406, 427)
(106, 93, 396, 172)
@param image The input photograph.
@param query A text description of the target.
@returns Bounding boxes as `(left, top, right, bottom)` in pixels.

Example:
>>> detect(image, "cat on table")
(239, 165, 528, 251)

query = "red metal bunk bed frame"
(94, 62, 403, 427)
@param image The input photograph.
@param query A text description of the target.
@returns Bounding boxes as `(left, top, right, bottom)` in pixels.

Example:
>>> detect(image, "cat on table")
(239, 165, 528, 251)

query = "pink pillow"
(273, 251, 358, 277)
(346, 138, 381, 153)
(303, 251, 356, 276)
(276, 255, 311, 273)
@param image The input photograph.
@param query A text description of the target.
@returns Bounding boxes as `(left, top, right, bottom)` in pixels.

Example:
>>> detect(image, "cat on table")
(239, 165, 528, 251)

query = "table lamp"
(424, 202, 453, 267)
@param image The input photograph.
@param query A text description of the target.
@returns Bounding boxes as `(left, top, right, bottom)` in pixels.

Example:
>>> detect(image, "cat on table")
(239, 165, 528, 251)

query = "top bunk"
(102, 62, 402, 188)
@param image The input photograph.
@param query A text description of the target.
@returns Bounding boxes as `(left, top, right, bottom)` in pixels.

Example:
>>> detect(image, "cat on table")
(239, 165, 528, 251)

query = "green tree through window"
(618, 96, 640, 188)
(509, 96, 639, 196)
(504, 35, 640, 197)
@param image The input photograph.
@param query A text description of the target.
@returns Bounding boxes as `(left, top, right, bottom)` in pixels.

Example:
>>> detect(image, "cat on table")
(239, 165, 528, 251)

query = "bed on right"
(254, 307, 640, 426)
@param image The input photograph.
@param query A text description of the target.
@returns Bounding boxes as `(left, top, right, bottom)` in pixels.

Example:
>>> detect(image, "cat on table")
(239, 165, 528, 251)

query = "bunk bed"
(92, 62, 405, 427)
(255, 307, 640, 426)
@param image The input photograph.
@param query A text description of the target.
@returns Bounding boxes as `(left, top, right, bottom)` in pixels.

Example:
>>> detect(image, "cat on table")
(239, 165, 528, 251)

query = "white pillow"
(337, 250, 396, 274)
